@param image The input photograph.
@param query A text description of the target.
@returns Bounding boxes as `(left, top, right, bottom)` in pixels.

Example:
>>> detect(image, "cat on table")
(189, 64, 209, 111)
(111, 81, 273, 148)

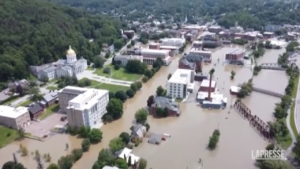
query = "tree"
(89, 129, 103, 143)
(130, 83, 137, 92)
(208, 129, 220, 150)
(142, 76, 149, 83)
(126, 89, 135, 98)
(58, 155, 74, 169)
(106, 98, 123, 120)
(79, 125, 90, 138)
(47, 163, 59, 169)
(115, 159, 128, 169)
(125, 60, 147, 74)
(145, 123, 150, 132)
(2, 161, 26, 169)
(144, 69, 153, 78)
(147, 95, 155, 107)
(71, 149, 83, 161)
(155, 107, 168, 117)
(230, 70, 236, 80)
(167, 73, 172, 80)
(138, 158, 147, 169)
(156, 86, 165, 96)
(109, 138, 124, 153)
(29, 87, 42, 101)
(135, 81, 142, 90)
(119, 132, 130, 144)
(81, 138, 91, 152)
(135, 108, 148, 124)
(65, 143, 69, 150)
(127, 155, 132, 166)
(93, 57, 105, 68)
(35, 150, 40, 159)
(109, 92, 115, 99)
(20, 144, 28, 156)
(96, 149, 116, 168)
(293, 135, 300, 162)
(115, 90, 127, 102)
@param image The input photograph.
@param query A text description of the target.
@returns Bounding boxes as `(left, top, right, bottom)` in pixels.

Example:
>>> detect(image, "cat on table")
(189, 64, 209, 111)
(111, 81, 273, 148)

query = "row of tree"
(142, 58, 165, 83)
(67, 126, 103, 144)
(237, 78, 253, 98)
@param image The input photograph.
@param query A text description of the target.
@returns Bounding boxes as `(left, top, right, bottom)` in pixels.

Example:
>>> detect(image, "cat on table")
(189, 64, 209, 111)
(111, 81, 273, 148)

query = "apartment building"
(114, 55, 143, 66)
(58, 86, 109, 128)
(0, 106, 30, 130)
(139, 49, 171, 65)
(167, 69, 195, 99)
(189, 49, 212, 62)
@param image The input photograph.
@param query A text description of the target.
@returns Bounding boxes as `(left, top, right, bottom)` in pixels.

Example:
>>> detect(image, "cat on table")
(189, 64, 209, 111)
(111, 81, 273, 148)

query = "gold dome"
(66, 45, 76, 55)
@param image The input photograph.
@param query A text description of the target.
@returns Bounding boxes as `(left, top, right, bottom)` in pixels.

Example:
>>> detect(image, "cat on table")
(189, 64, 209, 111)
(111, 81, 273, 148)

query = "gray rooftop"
(152, 97, 180, 114)
(179, 57, 195, 69)
(184, 54, 202, 62)
(43, 66, 56, 73)
(148, 134, 163, 144)
(43, 91, 58, 102)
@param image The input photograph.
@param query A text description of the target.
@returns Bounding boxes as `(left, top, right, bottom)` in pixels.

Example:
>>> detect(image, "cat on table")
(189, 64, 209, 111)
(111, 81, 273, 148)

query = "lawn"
(0, 127, 19, 148)
(89, 80, 129, 92)
(18, 99, 33, 107)
(94, 65, 142, 81)
(46, 86, 57, 90)
(39, 104, 60, 120)
(290, 75, 299, 137)
(87, 66, 94, 71)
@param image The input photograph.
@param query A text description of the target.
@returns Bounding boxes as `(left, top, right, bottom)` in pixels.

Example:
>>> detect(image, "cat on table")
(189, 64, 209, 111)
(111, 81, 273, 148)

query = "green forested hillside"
(50, 0, 300, 29)
(0, 0, 126, 82)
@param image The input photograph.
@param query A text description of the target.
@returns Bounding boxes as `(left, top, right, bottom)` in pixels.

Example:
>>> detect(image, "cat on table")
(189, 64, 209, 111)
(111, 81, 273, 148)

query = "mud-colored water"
(0, 44, 288, 169)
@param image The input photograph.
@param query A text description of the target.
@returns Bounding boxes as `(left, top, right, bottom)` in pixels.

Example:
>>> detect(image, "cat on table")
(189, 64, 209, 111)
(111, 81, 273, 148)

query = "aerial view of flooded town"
(1, 1, 300, 169)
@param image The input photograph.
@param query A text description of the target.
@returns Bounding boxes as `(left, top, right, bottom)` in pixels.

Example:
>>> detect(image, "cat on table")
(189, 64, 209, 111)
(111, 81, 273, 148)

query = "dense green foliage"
(135, 108, 148, 124)
(0, 0, 125, 82)
(50, 0, 300, 30)
(2, 161, 26, 169)
(208, 129, 220, 150)
(109, 137, 124, 153)
(237, 79, 253, 98)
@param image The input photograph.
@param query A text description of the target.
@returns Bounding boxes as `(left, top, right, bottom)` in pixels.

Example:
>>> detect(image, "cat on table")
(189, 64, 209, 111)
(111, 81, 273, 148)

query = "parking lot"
(25, 113, 68, 138)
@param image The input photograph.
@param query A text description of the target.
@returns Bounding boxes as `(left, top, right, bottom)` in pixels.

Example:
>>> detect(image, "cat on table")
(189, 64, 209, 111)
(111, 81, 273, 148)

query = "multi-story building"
(225, 48, 245, 64)
(159, 46, 179, 56)
(149, 43, 160, 49)
(114, 55, 143, 66)
(58, 86, 109, 128)
(0, 106, 30, 130)
(160, 38, 186, 48)
(208, 25, 223, 34)
(167, 69, 195, 99)
(189, 49, 212, 62)
(138, 49, 171, 65)
(199, 79, 216, 92)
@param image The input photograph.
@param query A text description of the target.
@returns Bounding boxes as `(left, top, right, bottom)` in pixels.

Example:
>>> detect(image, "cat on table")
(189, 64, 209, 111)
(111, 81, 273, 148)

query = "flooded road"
(0, 45, 288, 169)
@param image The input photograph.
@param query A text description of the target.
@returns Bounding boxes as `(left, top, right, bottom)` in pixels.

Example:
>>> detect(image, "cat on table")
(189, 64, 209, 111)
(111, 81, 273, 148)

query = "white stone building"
(58, 86, 109, 128)
(166, 69, 195, 99)
(138, 48, 171, 65)
(114, 55, 143, 66)
(37, 46, 87, 81)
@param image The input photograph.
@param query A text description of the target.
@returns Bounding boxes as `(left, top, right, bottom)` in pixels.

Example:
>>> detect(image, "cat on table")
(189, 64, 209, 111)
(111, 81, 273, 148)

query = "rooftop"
(140, 48, 170, 55)
(68, 88, 108, 110)
(197, 91, 224, 101)
(118, 148, 140, 165)
(102, 166, 120, 169)
(201, 79, 216, 88)
(0, 106, 29, 118)
(227, 48, 245, 55)
(152, 96, 180, 114)
(190, 48, 212, 54)
(115, 55, 143, 59)
(168, 69, 192, 84)
(159, 45, 179, 50)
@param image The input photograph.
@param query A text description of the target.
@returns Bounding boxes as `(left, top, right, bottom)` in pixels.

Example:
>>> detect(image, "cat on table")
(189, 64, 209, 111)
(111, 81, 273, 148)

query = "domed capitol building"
(30, 46, 87, 81)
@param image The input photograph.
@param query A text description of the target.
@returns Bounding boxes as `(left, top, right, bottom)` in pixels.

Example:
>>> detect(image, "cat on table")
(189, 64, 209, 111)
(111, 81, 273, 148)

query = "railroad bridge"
(259, 63, 287, 71)
(233, 100, 271, 141)
(237, 84, 284, 98)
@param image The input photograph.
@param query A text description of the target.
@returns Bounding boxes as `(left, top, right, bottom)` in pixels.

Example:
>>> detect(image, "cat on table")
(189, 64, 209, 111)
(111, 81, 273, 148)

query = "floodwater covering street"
(0, 44, 289, 169)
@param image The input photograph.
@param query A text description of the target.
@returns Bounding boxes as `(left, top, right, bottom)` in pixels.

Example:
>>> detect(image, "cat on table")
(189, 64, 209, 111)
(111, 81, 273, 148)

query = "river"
(0, 44, 289, 169)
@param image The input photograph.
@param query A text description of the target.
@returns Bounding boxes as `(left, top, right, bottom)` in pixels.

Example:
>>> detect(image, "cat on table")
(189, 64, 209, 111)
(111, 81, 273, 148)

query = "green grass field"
(94, 65, 142, 81)
(290, 75, 299, 137)
(0, 127, 19, 148)
(89, 80, 129, 92)
(39, 104, 60, 120)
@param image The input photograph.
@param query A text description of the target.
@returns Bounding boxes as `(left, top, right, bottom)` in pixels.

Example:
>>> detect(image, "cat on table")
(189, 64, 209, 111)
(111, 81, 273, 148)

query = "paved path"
(104, 36, 137, 66)
(295, 76, 300, 133)
(285, 108, 297, 157)
(77, 69, 133, 87)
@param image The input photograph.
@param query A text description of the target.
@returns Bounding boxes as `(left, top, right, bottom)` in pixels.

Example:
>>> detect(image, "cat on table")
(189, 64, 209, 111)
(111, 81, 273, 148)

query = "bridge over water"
(237, 84, 284, 98)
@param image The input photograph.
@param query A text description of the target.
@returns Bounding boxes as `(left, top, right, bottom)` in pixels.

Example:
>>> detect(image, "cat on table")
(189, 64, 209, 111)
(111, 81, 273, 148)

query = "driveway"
(25, 113, 67, 138)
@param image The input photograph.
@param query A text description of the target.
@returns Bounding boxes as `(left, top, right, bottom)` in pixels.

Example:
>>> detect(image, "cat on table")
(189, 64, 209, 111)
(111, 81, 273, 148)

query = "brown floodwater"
(0, 45, 289, 169)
